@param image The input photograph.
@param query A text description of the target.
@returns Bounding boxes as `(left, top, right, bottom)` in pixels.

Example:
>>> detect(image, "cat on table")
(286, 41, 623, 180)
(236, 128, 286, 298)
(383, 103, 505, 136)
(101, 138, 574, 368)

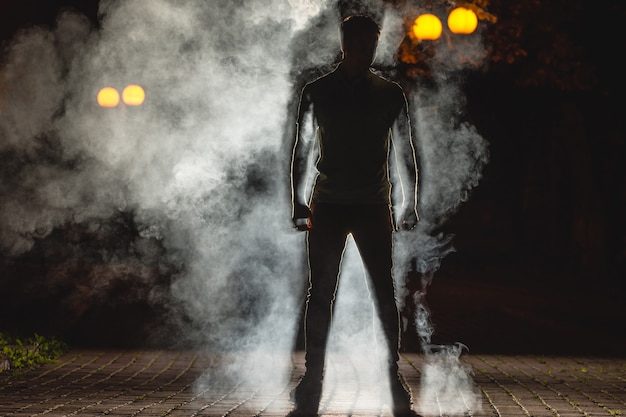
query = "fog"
(0, 0, 488, 413)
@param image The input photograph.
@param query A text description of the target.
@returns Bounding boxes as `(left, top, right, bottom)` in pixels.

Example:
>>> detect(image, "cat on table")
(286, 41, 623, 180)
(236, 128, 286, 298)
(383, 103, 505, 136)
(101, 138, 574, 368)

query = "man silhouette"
(290, 15, 419, 417)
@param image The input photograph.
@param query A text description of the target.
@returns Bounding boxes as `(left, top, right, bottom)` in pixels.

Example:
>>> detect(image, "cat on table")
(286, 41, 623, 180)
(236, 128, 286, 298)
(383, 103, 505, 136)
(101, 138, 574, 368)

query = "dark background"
(1, 0, 624, 355)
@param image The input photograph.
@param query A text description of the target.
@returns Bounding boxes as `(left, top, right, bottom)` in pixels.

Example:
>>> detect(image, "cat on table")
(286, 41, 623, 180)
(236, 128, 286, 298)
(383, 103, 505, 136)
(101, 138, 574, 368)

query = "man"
(290, 15, 419, 417)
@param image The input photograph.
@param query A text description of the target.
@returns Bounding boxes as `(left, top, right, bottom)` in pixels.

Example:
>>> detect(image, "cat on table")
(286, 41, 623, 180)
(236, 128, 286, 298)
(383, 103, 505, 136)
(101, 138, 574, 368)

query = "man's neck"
(338, 61, 370, 80)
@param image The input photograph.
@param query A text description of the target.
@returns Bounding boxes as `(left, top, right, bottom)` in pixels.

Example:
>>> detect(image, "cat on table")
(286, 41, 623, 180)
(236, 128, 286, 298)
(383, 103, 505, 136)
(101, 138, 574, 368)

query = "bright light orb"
(122, 84, 145, 106)
(448, 7, 478, 34)
(97, 87, 120, 108)
(412, 14, 442, 41)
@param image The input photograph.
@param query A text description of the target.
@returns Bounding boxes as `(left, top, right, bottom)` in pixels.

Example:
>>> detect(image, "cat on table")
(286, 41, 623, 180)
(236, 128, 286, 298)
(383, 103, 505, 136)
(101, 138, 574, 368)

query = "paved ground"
(1, 273, 625, 417)
(0, 348, 624, 417)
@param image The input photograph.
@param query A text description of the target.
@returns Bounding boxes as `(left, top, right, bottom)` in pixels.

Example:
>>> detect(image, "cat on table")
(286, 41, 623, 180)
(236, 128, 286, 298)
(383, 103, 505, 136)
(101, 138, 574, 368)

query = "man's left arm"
(390, 90, 419, 230)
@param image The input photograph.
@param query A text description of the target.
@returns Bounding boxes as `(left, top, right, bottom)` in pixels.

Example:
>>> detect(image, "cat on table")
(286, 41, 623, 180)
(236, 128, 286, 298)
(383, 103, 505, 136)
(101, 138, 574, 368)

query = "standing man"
(289, 15, 419, 417)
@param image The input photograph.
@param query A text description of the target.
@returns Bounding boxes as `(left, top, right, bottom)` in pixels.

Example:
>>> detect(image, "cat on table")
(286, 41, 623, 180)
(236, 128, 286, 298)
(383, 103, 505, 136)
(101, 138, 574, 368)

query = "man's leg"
(293, 203, 347, 415)
(351, 205, 415, 416)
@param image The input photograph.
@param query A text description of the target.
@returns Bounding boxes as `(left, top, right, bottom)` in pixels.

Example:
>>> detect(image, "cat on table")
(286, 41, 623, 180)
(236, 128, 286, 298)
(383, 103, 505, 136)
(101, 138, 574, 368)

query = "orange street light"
(97, 87, 120, 108)
(412, 14, 443, 41)
(448, 7, 478, 35)
(122, 84, 145, 106)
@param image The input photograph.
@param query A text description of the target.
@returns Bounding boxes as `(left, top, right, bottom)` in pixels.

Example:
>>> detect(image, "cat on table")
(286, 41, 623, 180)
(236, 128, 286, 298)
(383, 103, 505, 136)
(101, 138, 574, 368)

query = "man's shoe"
(393, 410, 422, 417)
(286, 408, 317, 417)
(390, 374, 416, 417)
(289, 374, 322, 417)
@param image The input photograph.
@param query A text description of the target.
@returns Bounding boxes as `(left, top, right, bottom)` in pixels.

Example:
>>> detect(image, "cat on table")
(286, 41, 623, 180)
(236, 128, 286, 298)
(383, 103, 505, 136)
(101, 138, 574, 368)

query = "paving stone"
(0, 350, 624, 416)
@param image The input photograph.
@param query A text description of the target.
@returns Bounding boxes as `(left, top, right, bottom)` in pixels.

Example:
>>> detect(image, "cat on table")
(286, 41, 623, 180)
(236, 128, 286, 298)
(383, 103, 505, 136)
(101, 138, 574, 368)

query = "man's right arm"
(290, 87, 314, 230)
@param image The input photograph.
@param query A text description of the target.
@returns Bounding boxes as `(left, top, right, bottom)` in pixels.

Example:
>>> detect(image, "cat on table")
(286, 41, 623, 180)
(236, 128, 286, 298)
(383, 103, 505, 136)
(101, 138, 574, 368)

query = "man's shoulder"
(304, 68, 339, 90)
(370, 71, 403, 92)
(368, 72, 406, 105)
(301, 69, 341, 102)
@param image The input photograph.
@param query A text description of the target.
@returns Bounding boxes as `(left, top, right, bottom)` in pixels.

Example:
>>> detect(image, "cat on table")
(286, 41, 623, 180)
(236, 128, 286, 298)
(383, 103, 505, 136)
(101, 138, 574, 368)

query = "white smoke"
(0, 0, 332, 388)
(0, 0, 489, 407)
(417, 343, 483, 416)
(389, 9, 490, 415)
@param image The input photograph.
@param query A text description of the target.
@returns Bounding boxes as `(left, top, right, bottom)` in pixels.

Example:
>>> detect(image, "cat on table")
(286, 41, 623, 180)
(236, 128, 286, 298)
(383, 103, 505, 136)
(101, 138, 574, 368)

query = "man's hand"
(292, 202, 312, 231)
(397, 208, 418, 231)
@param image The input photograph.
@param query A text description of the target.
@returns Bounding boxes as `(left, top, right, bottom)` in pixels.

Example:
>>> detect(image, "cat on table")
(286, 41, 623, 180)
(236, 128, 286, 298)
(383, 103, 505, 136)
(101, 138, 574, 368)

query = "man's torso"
(303, 68, 406, 204)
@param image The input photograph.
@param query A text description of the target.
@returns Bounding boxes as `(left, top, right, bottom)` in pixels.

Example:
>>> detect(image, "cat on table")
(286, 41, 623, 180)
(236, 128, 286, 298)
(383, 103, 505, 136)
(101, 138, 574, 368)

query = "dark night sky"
(0, 0, 99, 42)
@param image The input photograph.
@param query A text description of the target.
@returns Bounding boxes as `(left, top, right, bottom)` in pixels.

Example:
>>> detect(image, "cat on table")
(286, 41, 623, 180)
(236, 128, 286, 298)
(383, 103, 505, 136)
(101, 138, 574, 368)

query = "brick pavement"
(0, 349, 624, 416)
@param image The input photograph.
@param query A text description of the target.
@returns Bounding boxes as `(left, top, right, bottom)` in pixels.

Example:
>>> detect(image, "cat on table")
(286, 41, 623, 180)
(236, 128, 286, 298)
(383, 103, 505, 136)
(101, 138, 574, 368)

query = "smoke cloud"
(389, 5, 489, 414)
(0, 0, 488, 409)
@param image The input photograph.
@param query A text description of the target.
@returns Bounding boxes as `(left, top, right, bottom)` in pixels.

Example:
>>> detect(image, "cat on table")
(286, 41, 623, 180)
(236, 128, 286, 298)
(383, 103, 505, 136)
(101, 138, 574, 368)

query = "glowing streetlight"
(412, 14, 443, 41)
(411, 8, 480, 43)
(97, 84, 146, 107)
(122, 84, 145, 106)
(97, 87, 120, 108)
(448, 7, 478, 35)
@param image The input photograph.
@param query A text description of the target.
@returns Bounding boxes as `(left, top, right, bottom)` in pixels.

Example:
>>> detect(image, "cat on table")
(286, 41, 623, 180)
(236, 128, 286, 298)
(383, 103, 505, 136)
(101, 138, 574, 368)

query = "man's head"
(340, 15, 380, 69)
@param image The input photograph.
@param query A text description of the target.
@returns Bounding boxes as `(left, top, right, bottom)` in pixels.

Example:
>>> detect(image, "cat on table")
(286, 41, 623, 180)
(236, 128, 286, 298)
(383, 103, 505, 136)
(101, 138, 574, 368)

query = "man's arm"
(290, 87, 315, 230)
(390, 91, 419, 230)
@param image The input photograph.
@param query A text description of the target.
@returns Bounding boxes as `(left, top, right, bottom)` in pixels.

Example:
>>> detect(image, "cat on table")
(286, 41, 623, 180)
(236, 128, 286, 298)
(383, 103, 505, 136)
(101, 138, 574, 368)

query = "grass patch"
(1, 332, 68, 374)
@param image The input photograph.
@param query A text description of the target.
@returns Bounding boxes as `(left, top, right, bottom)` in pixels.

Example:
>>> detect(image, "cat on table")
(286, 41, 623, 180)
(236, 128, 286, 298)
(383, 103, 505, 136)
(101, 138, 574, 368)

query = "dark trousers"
(303, 202, 401, 378)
